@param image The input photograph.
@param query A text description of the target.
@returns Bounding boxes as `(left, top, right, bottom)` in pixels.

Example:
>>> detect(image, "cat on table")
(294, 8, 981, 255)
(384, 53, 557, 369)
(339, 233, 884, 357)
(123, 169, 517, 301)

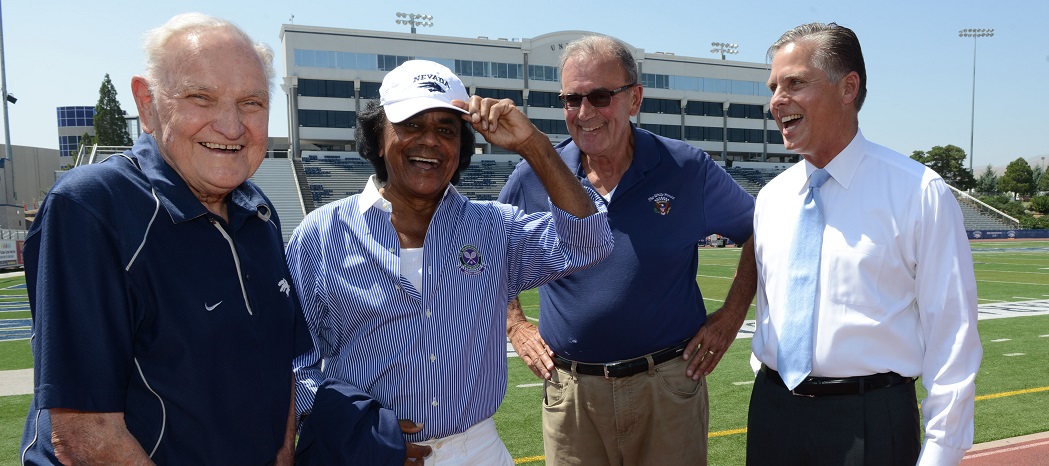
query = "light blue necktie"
(777, 168, 832, 390)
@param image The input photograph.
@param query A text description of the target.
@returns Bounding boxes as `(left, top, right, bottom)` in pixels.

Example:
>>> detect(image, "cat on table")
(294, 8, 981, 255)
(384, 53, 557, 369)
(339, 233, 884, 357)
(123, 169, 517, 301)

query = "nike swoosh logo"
(205, 301, 223, 311)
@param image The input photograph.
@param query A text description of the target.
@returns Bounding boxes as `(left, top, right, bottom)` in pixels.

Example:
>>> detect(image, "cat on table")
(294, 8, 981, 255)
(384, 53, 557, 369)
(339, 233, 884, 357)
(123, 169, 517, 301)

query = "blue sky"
(3, 0, 1046, 170)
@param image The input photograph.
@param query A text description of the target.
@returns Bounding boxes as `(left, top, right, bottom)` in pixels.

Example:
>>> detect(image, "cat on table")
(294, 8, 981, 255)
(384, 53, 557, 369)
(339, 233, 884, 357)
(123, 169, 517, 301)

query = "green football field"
(0, 240, 1046, 465)
(495, 240, 1049, 465)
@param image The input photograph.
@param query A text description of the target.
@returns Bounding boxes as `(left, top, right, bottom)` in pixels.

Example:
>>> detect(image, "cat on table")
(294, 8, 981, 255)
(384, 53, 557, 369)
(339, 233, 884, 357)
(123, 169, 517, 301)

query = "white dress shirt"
(752, 130, 982, 466)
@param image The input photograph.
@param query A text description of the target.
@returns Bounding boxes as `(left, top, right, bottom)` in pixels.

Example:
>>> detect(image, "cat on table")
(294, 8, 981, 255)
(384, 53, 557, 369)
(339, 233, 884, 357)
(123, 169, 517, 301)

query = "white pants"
(416, 417, 513, 466)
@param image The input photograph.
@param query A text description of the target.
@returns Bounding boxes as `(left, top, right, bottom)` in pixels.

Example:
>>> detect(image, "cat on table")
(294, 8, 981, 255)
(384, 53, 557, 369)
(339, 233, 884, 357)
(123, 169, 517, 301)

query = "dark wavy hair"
(355, 100, 476, 185)
(767, 22, 867, 111)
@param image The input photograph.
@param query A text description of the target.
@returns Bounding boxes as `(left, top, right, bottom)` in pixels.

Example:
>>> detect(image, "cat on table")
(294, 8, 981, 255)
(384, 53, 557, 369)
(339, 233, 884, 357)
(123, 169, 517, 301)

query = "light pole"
(396, 12, 433, 34)
(959, 28, 993, 173)
(710, 42, 738, 60)
(0, 2, 12, 162)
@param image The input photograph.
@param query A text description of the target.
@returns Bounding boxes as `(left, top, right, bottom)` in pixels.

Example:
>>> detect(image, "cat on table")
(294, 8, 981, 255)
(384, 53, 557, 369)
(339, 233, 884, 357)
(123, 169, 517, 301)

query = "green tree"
(92, 73, 133, 147)
(974, 164, 998, 195)
(979, 194, 1026, 217)
(1030, 196, 1049, 215)
(910, 145, 974, 190)
(997, 157, 1035, 200)
(1040, 165, 1049, 193)
(1033, 164, 1044, 193)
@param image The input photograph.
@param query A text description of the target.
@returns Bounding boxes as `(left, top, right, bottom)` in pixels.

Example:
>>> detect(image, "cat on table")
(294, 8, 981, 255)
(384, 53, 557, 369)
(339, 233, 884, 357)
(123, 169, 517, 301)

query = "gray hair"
(767, 22, 867, 111)
(142, 13, 274, 94)
(559, 35, 639, 86)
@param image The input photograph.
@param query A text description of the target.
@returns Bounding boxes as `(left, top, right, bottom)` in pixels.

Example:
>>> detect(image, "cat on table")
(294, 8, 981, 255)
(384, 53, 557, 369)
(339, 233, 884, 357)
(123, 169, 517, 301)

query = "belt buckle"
(602, 361, 625, 379)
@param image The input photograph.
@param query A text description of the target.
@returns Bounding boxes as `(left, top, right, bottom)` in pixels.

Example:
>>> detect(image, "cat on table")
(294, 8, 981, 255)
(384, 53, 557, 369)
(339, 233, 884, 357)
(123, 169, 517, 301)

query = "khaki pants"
(542, 354, 709, 465)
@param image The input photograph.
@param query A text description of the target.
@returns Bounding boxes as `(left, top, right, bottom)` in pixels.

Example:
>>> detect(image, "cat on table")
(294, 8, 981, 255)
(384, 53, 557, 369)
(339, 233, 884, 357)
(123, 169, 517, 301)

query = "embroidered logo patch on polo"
(648, 193, 675, 216)
(458, 244, 486, 275)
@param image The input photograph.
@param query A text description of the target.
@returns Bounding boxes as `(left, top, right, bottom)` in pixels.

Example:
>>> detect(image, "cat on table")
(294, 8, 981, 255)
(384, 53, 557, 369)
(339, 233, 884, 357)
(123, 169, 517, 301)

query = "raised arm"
(455, 97, 596, 219)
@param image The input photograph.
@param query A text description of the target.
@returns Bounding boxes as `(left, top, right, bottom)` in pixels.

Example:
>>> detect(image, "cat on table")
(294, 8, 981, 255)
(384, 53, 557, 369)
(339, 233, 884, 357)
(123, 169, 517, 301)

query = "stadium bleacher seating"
(248, 158, 306, 242)
(71, 144, 1024, 237)
(300, 153, 520, 206)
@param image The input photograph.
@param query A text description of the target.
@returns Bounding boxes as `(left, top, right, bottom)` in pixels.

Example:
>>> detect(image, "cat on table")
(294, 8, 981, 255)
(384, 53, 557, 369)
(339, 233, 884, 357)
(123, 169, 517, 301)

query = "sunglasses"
(559, 83, 636, 109)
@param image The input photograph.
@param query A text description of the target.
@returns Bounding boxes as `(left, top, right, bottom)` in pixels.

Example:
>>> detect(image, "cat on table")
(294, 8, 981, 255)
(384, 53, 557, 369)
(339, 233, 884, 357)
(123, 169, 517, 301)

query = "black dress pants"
(746, 368, 921, 466)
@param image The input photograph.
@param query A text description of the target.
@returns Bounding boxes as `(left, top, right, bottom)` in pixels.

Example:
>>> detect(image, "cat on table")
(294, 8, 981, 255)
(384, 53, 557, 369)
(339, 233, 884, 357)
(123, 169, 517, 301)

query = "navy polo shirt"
(21, 133, 311, 465)
(498, 126, 754, 362)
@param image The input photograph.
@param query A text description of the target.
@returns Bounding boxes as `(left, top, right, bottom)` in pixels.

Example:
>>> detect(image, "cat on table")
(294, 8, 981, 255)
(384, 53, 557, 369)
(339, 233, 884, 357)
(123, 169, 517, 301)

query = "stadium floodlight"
(710, 42, 739, 60)
(395, 12, 434, 34)
(958, 28, 994, 173)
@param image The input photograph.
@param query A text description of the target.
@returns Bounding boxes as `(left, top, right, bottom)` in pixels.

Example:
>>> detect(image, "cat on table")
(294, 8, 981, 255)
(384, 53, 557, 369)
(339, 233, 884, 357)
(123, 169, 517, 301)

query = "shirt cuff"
(918, 438, 967, 466)
(547, 194, 611, 250)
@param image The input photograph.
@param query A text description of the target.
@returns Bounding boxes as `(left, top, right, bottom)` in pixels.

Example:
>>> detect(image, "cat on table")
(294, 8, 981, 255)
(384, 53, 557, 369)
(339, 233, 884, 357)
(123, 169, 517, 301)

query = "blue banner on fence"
(967, 229, 1049, 240)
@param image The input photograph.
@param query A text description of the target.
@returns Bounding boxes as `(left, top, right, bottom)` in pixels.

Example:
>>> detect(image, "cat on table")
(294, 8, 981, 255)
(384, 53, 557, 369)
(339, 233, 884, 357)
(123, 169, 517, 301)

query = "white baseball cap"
(379, 60, 470, 123)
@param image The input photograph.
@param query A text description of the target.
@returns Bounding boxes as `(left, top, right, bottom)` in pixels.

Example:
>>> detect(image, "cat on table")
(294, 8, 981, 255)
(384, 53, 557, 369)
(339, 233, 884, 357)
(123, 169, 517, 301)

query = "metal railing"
(948, 185, 1021, 229)
(74, 144, 131, 167)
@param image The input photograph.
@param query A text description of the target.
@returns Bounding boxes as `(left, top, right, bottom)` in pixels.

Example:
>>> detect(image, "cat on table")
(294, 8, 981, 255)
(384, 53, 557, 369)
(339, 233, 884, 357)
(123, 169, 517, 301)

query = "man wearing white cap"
(288, 60, 613, 464)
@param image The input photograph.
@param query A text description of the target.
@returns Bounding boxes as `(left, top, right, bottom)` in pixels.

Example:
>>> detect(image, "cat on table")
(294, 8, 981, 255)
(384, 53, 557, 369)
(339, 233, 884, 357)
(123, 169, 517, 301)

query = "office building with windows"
(279, 26, 794, 164)
(56, 106, 95, 157)
(56, 106, 141, 157)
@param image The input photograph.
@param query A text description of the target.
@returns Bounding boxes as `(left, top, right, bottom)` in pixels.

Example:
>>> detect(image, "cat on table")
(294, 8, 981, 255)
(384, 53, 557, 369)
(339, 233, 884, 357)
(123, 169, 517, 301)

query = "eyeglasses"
(559, 83, 636, 109)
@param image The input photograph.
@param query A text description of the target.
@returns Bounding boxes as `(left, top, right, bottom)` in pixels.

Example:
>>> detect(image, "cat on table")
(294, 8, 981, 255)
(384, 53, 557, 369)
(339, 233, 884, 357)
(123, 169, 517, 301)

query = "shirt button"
(388, 247, 395, 253)
(426, 309, 432, 317)
(395, 284, 401, 290)
(431, 398, 439, 407)
(430, 354, 436, 362)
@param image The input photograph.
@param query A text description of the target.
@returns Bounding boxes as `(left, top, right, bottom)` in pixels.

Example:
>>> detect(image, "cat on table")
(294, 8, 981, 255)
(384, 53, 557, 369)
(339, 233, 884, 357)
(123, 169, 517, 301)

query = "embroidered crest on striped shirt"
(458, 244, 485, 275)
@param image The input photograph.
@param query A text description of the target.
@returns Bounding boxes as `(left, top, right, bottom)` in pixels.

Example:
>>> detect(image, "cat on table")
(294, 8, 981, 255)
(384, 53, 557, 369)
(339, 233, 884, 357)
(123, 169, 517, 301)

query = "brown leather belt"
(552, 341, 689, 379)
(761, 364, 916, 397)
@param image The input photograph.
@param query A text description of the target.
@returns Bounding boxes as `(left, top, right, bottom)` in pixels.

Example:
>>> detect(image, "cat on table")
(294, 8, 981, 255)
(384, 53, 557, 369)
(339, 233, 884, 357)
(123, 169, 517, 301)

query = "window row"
(298, 79, 354, 98)
(528, 65, 560, 82)
(640, 100, 767, 120)
(299, 110, 356, 128)
(293, 49, 769, 101)
(530, 118, 568, 135)
(455, 60, 524, 80)
(641, 124, 784, 144)
(57, 106, 95, 128)
(58, 135, 83, 157)
(474, 88, 524, 106)
(641, 73, 772, 97)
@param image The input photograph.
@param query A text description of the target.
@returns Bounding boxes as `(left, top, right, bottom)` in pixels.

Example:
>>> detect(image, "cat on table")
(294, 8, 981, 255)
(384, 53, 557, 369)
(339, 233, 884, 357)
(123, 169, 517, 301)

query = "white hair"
(142, 13, 274, 92)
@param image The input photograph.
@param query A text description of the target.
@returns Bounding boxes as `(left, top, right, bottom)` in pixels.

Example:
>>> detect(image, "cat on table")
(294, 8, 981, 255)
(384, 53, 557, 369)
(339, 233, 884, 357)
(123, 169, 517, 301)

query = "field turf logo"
(649, 193, 675, 216)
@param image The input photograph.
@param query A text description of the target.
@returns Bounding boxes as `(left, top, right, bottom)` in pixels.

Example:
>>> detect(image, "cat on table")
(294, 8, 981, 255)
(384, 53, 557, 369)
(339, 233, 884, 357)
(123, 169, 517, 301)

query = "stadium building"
(279, 25, 794, 165)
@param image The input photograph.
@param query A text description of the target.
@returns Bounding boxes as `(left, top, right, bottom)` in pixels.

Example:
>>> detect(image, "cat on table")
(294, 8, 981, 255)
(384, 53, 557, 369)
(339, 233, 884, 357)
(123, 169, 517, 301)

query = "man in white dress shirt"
(748, 22, 982, 466)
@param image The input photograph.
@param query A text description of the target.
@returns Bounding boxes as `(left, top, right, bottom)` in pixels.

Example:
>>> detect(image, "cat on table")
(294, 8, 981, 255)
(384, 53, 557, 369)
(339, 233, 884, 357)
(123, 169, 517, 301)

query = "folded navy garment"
(295, 378, 405, 465)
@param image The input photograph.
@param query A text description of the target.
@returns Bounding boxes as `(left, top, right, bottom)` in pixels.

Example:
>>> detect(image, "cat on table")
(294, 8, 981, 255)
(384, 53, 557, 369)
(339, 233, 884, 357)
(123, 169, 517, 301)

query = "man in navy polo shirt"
(20, 13, 310, 465)
(499, 34, 757, 464)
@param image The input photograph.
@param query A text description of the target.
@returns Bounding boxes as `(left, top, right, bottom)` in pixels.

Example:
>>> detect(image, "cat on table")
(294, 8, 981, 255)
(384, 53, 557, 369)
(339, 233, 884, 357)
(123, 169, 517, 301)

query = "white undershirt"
(400, 247, 424, 292)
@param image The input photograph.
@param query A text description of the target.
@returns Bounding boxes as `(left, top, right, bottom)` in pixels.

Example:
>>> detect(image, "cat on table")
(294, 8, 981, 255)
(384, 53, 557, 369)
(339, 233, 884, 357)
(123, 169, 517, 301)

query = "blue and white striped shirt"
(289, 176, 612, 441)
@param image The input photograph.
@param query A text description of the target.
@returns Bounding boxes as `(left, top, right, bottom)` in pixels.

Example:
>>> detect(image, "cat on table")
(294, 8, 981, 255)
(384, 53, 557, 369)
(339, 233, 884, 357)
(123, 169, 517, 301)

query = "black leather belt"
(552, 341, 689, 379)
(761, 364, 916, 397)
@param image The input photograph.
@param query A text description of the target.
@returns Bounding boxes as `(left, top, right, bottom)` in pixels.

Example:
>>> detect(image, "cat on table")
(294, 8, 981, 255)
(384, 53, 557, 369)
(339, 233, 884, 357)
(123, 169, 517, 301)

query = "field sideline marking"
(975, 385, 1049, 401)
(510, 385, 1049, 464)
